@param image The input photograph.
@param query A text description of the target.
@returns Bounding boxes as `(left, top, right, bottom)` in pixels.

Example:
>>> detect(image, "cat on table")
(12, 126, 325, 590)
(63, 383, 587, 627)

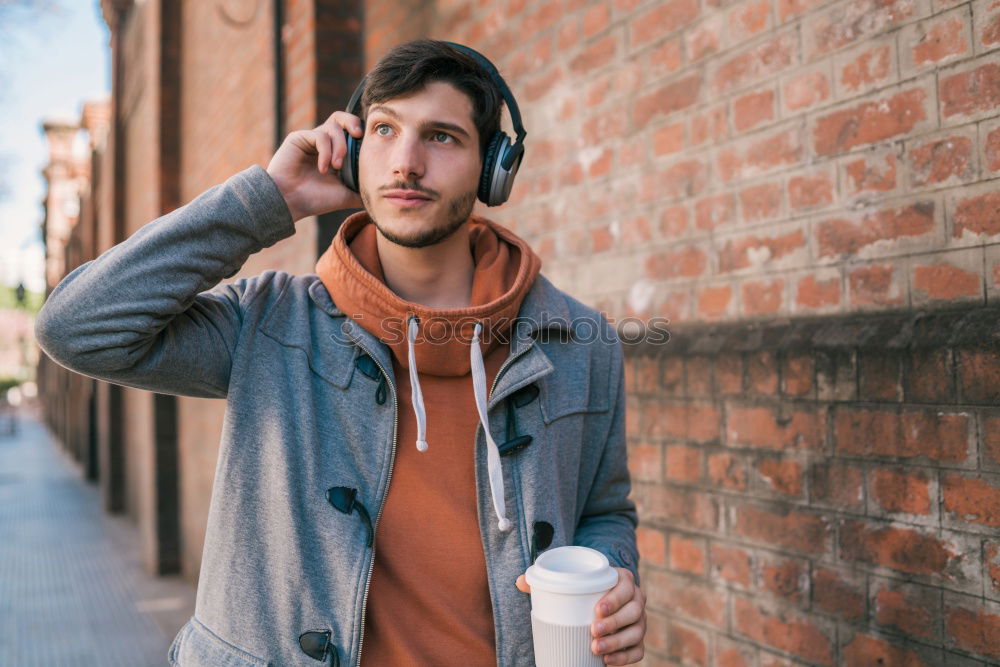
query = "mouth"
(383, 189, 433, 208)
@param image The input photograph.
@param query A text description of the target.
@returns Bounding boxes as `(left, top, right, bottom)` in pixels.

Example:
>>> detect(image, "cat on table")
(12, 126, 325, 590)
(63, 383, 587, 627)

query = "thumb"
(515, 574, 531, 594)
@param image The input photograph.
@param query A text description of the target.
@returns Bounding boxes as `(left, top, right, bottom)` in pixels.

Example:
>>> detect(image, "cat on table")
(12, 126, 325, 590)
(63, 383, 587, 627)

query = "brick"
(985, 123, 1000, 172)
(747, 351, 778, 395)
(733, 89, 775, 132)
(717, 127, 803, 183)
(848, 263, 907, 308)
(840, 521, 961, 577)
(911, 252, 983, 305)
(728, 0, 771, 40)
(715, 637, 753, 667)
(742, 279, 785, 316)
(628, 442, 664, 481)
(756, 457, 803, 497)
(788, 172, 834, 211)
(718, 228, 807, 273)
(708, 452, 748, 491)
(940, 61, 1000, 119)
(686, 356, 713, 398)
(813, 88, 930, 156)
(641, 158, 709, 201)
(669, 534, 707, 575)
(652, 122, 685, 156)
(637, 526, 667, 566)
(816, 348, 858, 401)
(713, 31, 797, 94)
(686, 15, 722, 63)
(837, 42, 895, 94)
(860, 350, 903, 401)
(907, 12, 971, 68)
(813, 567, 866, 619)
(635, 484, 719, 530)
(629, 0, 700, 47)
(841, 633, 934, 667)
(662, 358, 685, 396)
(979, 0, 1000, 50)
(907, 348, 955, 403)
(985, 414, 1000, 469)
(659, 205, 689, 238)
(644, 569, 726, 628)
(759, 555, 806, 602)
(987, 540, 1000, 599)
(570, 33, 618, 73)
(805, 0, 921, 57)
(781, 351, 815, 397)
(783, 69, 831, 112)
(734, 505, 830, 553)
(739, 182, 783, 223)
(668, 622, 708, 665)
(727, 404, 825, 451)
(649, 38, 683, 80)
(697, 284, 734, 321)
(958, 348, 1000, 403)
(872, 578, 942, 641)
(689, 104, 728, 145)
(871, 467, 933, 515)
(666, 445, 703, 483)
(644, 245, 708, 280)
(694, 193, 736, 230)
(633, 74, 702, 128)
(777, 0, 826, 22)
(816, 200, 936, 259)
(945, 597, 1000, 660)
(943, 474, 1000, 528)
(834, 406, 972, 462)
(715, 354, 744, 395)
(711, 543, 753, 587)
(909, 134, 975, 186)
(733, 596, 834, 664)
(582, 2, 611, 37)
(844, 152, 898, 195)
(810, 462, 865, 509)
(953, 189, 1000, 239)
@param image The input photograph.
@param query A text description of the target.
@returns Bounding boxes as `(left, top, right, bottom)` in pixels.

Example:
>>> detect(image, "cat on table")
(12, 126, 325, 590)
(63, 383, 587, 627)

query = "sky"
(0, 1, 110, 293)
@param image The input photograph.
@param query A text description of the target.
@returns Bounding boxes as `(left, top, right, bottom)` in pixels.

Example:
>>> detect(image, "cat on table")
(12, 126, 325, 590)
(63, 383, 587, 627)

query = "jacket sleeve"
(572, 327, 640, 585)
(34, 165, 295, 398)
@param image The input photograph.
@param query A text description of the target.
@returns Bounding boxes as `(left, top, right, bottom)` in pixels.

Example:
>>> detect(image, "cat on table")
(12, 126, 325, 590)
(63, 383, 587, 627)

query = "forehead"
(366, 81, 476, 129)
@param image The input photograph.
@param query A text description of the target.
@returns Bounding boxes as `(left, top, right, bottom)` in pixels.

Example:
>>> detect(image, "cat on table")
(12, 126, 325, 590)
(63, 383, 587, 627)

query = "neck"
(375, 224, 475, 309)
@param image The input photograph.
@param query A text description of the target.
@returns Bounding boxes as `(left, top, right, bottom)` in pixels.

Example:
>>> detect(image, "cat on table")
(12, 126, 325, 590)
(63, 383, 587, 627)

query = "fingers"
(593, 596, 645, 637)
(515, 574, 530, 594)
(314, 129, 332, 174)
(591, 613, 646, 661)
(595, 568, 635, 619)
(601, 643, 645, 665)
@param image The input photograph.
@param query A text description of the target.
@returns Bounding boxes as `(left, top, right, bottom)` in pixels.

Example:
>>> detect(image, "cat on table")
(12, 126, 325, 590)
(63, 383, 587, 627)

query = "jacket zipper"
(353, 345, 398, 667)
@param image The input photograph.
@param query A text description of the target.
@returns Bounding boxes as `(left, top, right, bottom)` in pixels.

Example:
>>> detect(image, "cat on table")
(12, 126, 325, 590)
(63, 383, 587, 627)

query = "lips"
(383, 189, 433, 208)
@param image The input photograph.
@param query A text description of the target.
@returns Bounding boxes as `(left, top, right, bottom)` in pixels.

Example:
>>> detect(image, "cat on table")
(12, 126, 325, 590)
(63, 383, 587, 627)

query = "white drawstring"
(407, 316, 429, 452)
(471, 322, 512, 532)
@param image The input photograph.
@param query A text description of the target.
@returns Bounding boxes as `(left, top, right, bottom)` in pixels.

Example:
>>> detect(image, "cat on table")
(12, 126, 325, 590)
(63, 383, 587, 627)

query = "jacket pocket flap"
(537, 338, 612, 423)
(169, 617, 270, 667)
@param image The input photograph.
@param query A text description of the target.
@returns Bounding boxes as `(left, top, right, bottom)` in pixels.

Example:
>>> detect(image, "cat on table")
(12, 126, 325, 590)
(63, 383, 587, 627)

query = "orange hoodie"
(316, 211, 541, 666)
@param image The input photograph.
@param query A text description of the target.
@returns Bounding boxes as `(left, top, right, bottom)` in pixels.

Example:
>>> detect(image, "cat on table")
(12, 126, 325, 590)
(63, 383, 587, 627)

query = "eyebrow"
(368, 104, 472, 140)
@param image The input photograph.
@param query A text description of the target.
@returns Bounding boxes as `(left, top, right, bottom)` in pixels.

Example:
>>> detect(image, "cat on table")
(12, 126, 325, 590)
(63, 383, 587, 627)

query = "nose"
(390, 133, 425, 181)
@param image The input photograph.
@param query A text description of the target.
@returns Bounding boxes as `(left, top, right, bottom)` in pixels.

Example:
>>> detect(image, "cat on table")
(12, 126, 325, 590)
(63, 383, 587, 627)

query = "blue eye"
(432, 132, 452, 143)
(375, 124, 392, 136)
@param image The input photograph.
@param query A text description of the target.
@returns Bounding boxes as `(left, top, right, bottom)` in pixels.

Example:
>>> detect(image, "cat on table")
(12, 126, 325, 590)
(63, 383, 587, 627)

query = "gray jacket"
(34, 165, 638, 667)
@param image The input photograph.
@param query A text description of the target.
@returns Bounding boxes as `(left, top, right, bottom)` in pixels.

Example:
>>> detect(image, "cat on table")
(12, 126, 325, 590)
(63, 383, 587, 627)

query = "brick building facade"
(37, 0, 1000, 663)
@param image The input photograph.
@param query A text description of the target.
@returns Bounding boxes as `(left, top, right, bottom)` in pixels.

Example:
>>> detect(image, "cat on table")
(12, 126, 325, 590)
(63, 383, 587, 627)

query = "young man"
(36, 40, 645, 666)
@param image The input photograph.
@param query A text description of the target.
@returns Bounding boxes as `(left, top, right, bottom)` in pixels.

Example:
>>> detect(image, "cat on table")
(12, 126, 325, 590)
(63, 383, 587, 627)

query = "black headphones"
(339, 42, 527, 207)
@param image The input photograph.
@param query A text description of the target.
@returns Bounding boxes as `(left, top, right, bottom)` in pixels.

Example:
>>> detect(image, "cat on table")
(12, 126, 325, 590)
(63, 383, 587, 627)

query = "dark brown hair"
(361, 40, 504, 153)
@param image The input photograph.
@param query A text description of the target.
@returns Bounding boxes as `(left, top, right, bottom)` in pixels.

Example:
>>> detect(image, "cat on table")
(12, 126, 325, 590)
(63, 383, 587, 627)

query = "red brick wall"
(352, 0, 1000, 326)
(626, 310, 1000, 665)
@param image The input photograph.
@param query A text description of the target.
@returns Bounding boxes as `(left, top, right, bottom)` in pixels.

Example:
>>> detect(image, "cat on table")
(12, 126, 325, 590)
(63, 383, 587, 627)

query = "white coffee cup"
(525, 546, 619, 667)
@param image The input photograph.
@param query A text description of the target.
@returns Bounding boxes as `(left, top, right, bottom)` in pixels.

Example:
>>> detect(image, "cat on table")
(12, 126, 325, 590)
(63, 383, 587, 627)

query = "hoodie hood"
(317, 211, 541, 377)
(315, 211, 542, 531)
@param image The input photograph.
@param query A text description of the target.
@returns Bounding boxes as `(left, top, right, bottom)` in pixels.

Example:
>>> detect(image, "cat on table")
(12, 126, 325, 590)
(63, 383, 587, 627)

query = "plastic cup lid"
(525, 546, 619, 595)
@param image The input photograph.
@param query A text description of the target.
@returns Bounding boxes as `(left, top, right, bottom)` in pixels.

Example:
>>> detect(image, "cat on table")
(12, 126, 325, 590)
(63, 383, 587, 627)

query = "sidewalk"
(0, 409, 196, 666)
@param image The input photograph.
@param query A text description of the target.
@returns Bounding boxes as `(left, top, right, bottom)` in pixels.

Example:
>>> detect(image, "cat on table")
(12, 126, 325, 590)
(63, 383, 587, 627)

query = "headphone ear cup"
(342, 130, 362, 193)
(478, 133, 505, 205)
(479, 133, 520, 206)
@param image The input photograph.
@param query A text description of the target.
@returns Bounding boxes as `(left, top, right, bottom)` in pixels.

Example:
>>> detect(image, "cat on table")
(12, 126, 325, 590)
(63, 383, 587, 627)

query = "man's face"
(358, 81, 482, 249)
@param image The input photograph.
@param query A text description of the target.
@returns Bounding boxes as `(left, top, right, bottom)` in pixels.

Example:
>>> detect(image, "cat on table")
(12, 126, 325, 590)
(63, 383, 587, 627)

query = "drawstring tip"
(416, 439, 429, 452)
(497, 517, 512, 532)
